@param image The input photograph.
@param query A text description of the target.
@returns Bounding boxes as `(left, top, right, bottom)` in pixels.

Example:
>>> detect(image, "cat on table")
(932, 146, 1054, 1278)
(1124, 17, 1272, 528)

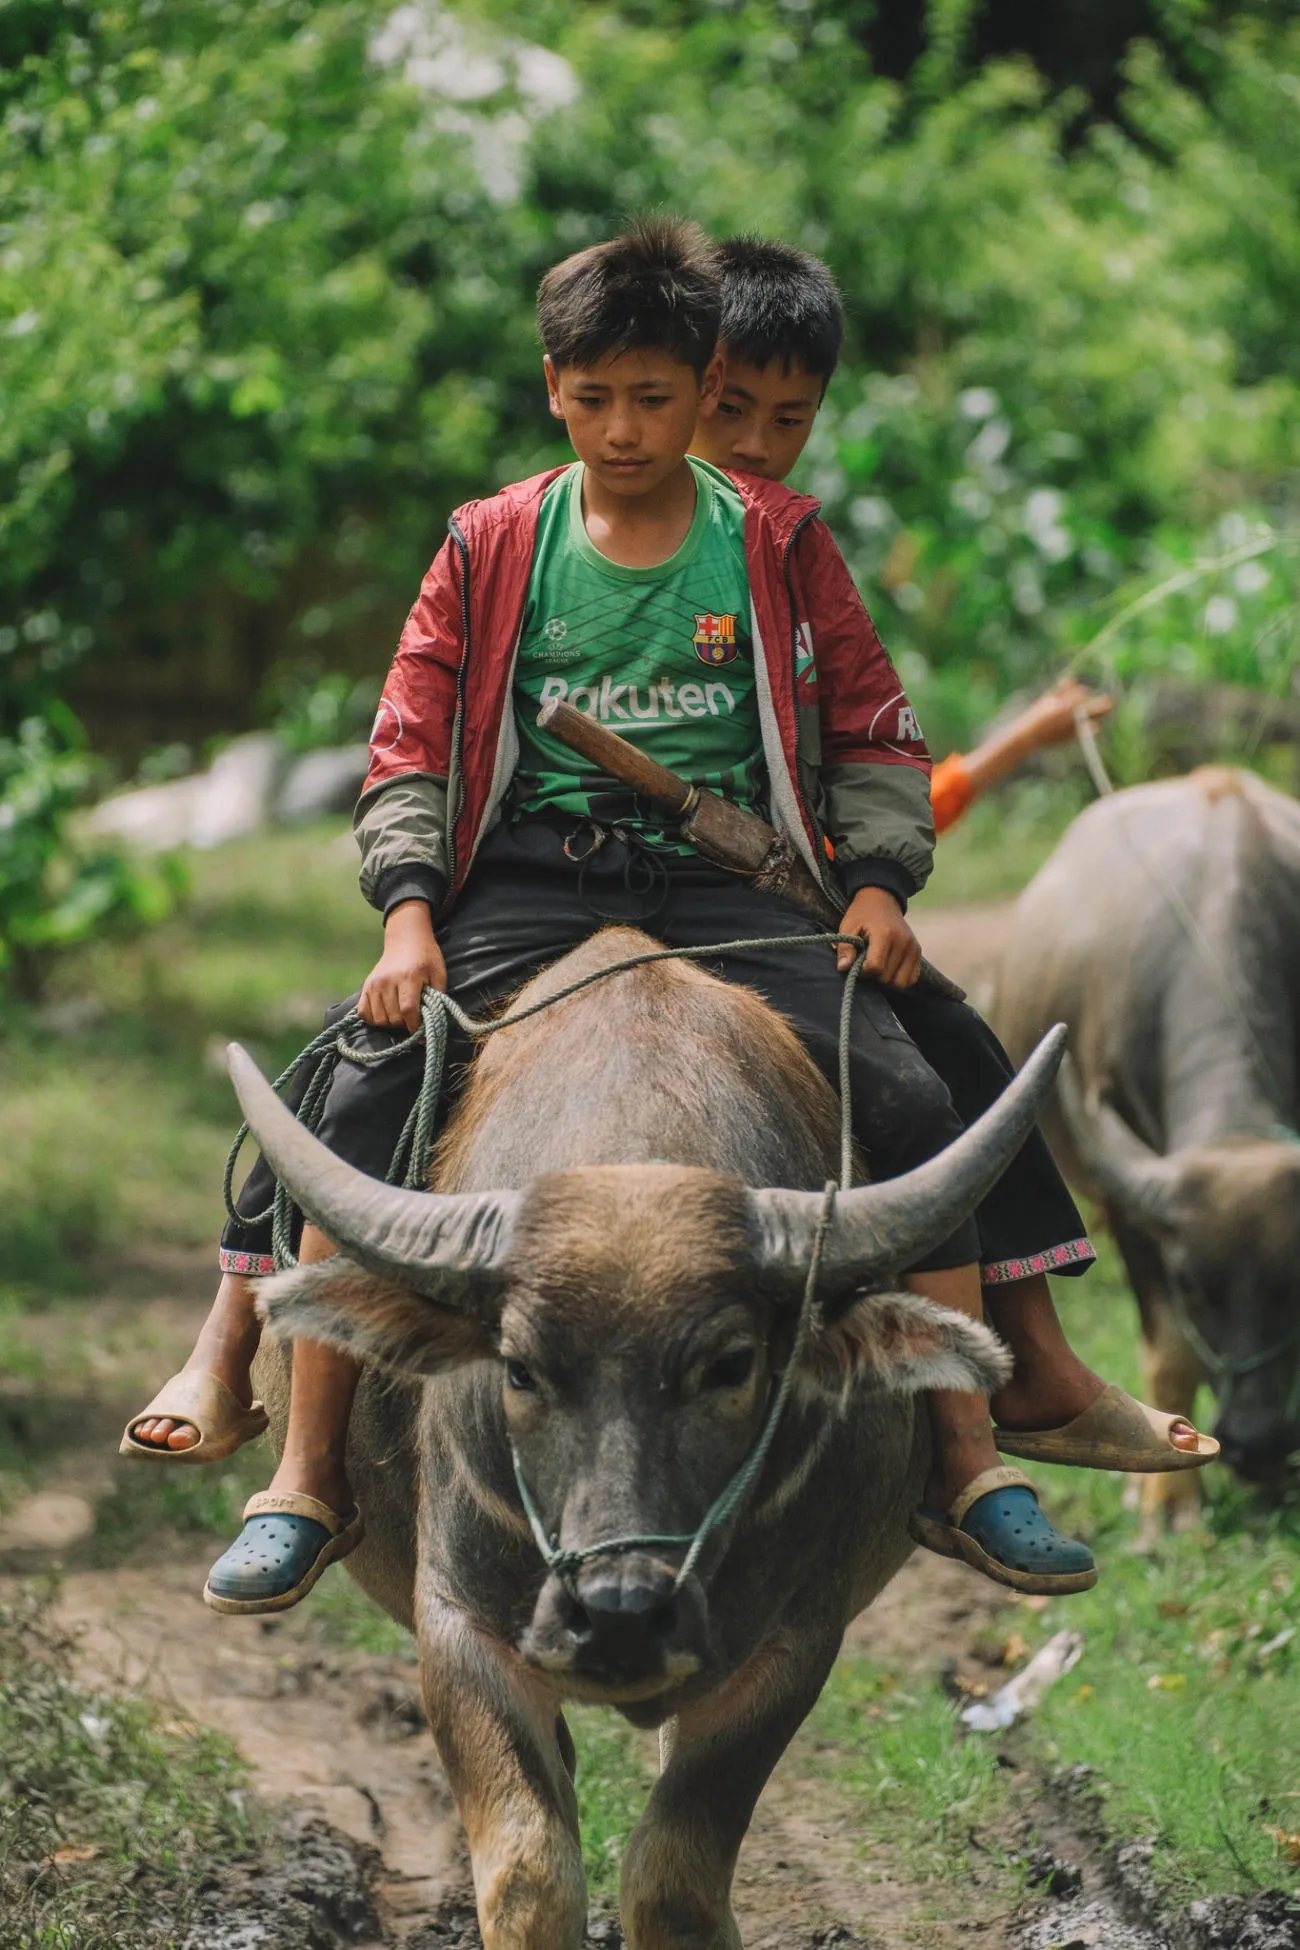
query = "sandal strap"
(948, 1464, 1036, 1530)
(128, 1369, 261, 1433)
(241, 1490, 347, 1534)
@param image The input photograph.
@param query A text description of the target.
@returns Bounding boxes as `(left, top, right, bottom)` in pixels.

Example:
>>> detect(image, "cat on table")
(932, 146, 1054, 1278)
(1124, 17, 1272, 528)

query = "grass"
(0, 1580, 258, 1948)
(568, 1709, 655, 1900)
(804, 1245, 1300, 1909)
(83, 1440, 274, 1569)
(0, 820, 376, 1291)
(307, 1573, 417, 1658)
(1011, 1247, 1300, 1905)
(807, 1659, 1018, 1886)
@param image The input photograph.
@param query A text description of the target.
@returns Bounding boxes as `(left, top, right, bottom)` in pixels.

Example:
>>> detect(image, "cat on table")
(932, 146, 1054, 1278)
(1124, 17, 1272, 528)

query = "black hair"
(537, 216, 722, 378)
(717, 235, 844, 389)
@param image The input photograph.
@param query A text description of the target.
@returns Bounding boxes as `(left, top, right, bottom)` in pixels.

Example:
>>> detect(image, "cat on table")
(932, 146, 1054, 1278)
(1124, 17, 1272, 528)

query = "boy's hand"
(836, 886, 922, 987)
(1018, 677, 1113, 753)
(359, 900, 448, 1031)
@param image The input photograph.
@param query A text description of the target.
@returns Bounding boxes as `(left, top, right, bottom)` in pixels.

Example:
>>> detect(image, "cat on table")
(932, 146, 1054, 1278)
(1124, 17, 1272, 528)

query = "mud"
(187, 1814, 385, 1950)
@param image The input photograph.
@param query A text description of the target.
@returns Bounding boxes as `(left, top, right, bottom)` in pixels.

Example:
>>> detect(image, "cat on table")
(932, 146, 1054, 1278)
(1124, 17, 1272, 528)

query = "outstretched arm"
(934, 679, 1113, 835)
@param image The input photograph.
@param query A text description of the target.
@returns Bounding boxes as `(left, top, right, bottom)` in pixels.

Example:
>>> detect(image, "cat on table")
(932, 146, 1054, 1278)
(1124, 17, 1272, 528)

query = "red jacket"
(357, 467, 932, 914)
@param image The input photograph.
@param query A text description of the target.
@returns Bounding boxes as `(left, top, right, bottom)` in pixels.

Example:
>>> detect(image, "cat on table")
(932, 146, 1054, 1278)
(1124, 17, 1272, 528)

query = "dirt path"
(37, 1532, 1164, 1949)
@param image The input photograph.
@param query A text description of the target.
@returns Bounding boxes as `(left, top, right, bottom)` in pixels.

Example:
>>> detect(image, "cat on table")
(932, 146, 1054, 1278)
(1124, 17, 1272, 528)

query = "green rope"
(511, 1179, 838, 1591)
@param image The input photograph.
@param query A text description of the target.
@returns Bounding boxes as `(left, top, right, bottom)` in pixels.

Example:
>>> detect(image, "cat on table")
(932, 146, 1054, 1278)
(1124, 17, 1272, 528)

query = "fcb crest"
(693, 611, 738, 666)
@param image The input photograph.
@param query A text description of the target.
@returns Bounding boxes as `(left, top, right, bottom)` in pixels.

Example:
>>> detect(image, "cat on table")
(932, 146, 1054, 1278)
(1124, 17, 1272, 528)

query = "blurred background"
(2, 4, 1299, 1944)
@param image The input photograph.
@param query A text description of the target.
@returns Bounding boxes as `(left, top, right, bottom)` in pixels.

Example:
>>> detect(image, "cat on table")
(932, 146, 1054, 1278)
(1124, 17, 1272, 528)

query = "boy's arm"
(355, 775, 451, 919)
(352, 531, 465, 1027)
(796, 520, 934, 984)
(799, 519, 934, 901)
(353, 528, 467, 914)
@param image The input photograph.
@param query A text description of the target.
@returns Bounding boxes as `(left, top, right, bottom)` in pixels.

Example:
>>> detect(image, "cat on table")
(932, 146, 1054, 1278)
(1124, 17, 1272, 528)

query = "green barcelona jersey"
(510, 458, 767, 846)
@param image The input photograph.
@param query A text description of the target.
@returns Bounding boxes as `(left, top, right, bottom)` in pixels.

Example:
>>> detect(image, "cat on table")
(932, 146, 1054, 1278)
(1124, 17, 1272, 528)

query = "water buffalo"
(992, 768, 1300, 1514)
(236, 926, 1063, 1950)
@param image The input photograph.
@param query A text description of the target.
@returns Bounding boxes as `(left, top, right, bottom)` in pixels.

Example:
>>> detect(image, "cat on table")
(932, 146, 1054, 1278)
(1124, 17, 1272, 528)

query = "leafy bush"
(262, 667, 382, 755)
(3, 0, 1298, 760)
(0, 706, 183, 1003)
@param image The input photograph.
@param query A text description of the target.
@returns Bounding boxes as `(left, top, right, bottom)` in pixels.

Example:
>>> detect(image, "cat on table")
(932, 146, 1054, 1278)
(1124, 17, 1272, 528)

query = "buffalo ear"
(258, 1257, 498, 1377)
(804, 1290, 1011, 1398)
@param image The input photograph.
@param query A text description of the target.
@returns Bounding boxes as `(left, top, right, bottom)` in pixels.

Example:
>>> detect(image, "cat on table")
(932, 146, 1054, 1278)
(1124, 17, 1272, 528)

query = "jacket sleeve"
(354, 776, 449, 918)
(798, 519, 934, 902)
(352, 529, 466, 917)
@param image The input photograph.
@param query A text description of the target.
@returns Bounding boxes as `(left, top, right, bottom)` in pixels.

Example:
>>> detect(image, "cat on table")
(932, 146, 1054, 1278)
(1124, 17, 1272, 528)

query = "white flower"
(959, 387, 998, 422)
(968, 418, 1011, 469)
(1203, 595, 1238, 636)
(850, 496, 893, 533)
(1233, 561, 1271, 596)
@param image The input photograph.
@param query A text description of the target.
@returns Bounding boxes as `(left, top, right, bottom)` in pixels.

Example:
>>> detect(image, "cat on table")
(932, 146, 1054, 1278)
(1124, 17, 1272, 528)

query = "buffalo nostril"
(582, 1579, 671, 1619)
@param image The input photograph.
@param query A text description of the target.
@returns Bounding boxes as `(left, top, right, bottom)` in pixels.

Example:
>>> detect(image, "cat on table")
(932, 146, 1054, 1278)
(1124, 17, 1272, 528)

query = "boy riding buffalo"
(124, 220, 1214, 1612)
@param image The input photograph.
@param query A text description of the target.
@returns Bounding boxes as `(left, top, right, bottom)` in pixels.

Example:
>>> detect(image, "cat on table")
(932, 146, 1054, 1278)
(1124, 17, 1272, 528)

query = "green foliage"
(3, 0, 1299, 763)
(509, 0, 1300, 744)
(263, 666, 381, 754)
(0, 1581, 256, 1947)
(0, 703, 183, 1002)
(0, 819, 376, 1290)
(0, 0, 548, 727)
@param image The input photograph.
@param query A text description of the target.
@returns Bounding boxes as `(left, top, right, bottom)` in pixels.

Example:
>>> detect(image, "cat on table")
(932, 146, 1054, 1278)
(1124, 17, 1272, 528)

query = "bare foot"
(992, 1370, 1202, 1454)
(990, 1355, 1103, 1437)
(983, 1273, 1204, 1457)
(922, 1386, 1006, 1516)
(127, 1274, 262, 1451)
(924, 1429, 1005, 1517)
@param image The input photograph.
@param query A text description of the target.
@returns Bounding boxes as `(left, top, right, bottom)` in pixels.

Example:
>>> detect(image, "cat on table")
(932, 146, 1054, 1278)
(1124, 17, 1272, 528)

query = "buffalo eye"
(505, 1359, 537, 1394)
(702, 1348, 755, 1392)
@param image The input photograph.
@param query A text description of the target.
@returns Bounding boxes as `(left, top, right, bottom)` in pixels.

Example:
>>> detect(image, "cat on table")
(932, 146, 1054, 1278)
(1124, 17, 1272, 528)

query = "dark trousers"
(222, 820, 1089, 1282)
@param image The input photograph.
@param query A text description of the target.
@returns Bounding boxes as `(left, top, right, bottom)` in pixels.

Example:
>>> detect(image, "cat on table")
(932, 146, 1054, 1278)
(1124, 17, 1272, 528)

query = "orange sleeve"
(930, 752, 976, 836)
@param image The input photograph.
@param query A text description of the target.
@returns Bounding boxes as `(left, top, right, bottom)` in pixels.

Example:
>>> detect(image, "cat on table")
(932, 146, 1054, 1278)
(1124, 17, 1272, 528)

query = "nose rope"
(1163, 1270, 1300, 1395)
(508, 949, 864, 1594)
(509, 1175, 839, 1594)
(225, 934, 870, 1588)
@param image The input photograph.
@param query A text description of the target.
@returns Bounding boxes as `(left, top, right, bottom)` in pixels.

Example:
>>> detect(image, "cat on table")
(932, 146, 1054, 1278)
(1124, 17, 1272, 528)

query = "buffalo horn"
(750, 1023, 1070, 1288)
(226, 1044, 519, 1301)
(1056, 1054, 1179, 1224)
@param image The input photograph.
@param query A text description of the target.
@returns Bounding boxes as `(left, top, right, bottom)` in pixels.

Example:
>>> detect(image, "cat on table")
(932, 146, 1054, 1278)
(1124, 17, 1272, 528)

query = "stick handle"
(535, 698, 966, 1002)
(536, 699, 696, 817)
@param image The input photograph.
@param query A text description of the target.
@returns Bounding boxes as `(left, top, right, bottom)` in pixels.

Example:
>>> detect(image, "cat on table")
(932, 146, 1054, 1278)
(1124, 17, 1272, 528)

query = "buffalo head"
(229, 1026, 1066, 1701)
(1061, 1063, 1300, 1482)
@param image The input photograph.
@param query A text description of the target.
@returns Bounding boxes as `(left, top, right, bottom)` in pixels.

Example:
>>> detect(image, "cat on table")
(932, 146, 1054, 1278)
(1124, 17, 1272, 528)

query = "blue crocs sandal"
(203, 1491, 364, 1616)
(908, 1465, 1097, 1596)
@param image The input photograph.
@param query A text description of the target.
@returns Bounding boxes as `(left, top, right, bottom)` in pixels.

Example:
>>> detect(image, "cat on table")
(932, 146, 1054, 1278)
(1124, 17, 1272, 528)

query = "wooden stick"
(535, 700, 966, 1002)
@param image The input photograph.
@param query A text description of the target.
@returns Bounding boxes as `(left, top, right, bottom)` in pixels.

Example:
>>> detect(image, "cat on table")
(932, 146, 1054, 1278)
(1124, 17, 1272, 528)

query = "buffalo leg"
(621, 1629, 840, 1950)
(1112, 1216, 1207, 1532)
(420, 1598, 587, 1950)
